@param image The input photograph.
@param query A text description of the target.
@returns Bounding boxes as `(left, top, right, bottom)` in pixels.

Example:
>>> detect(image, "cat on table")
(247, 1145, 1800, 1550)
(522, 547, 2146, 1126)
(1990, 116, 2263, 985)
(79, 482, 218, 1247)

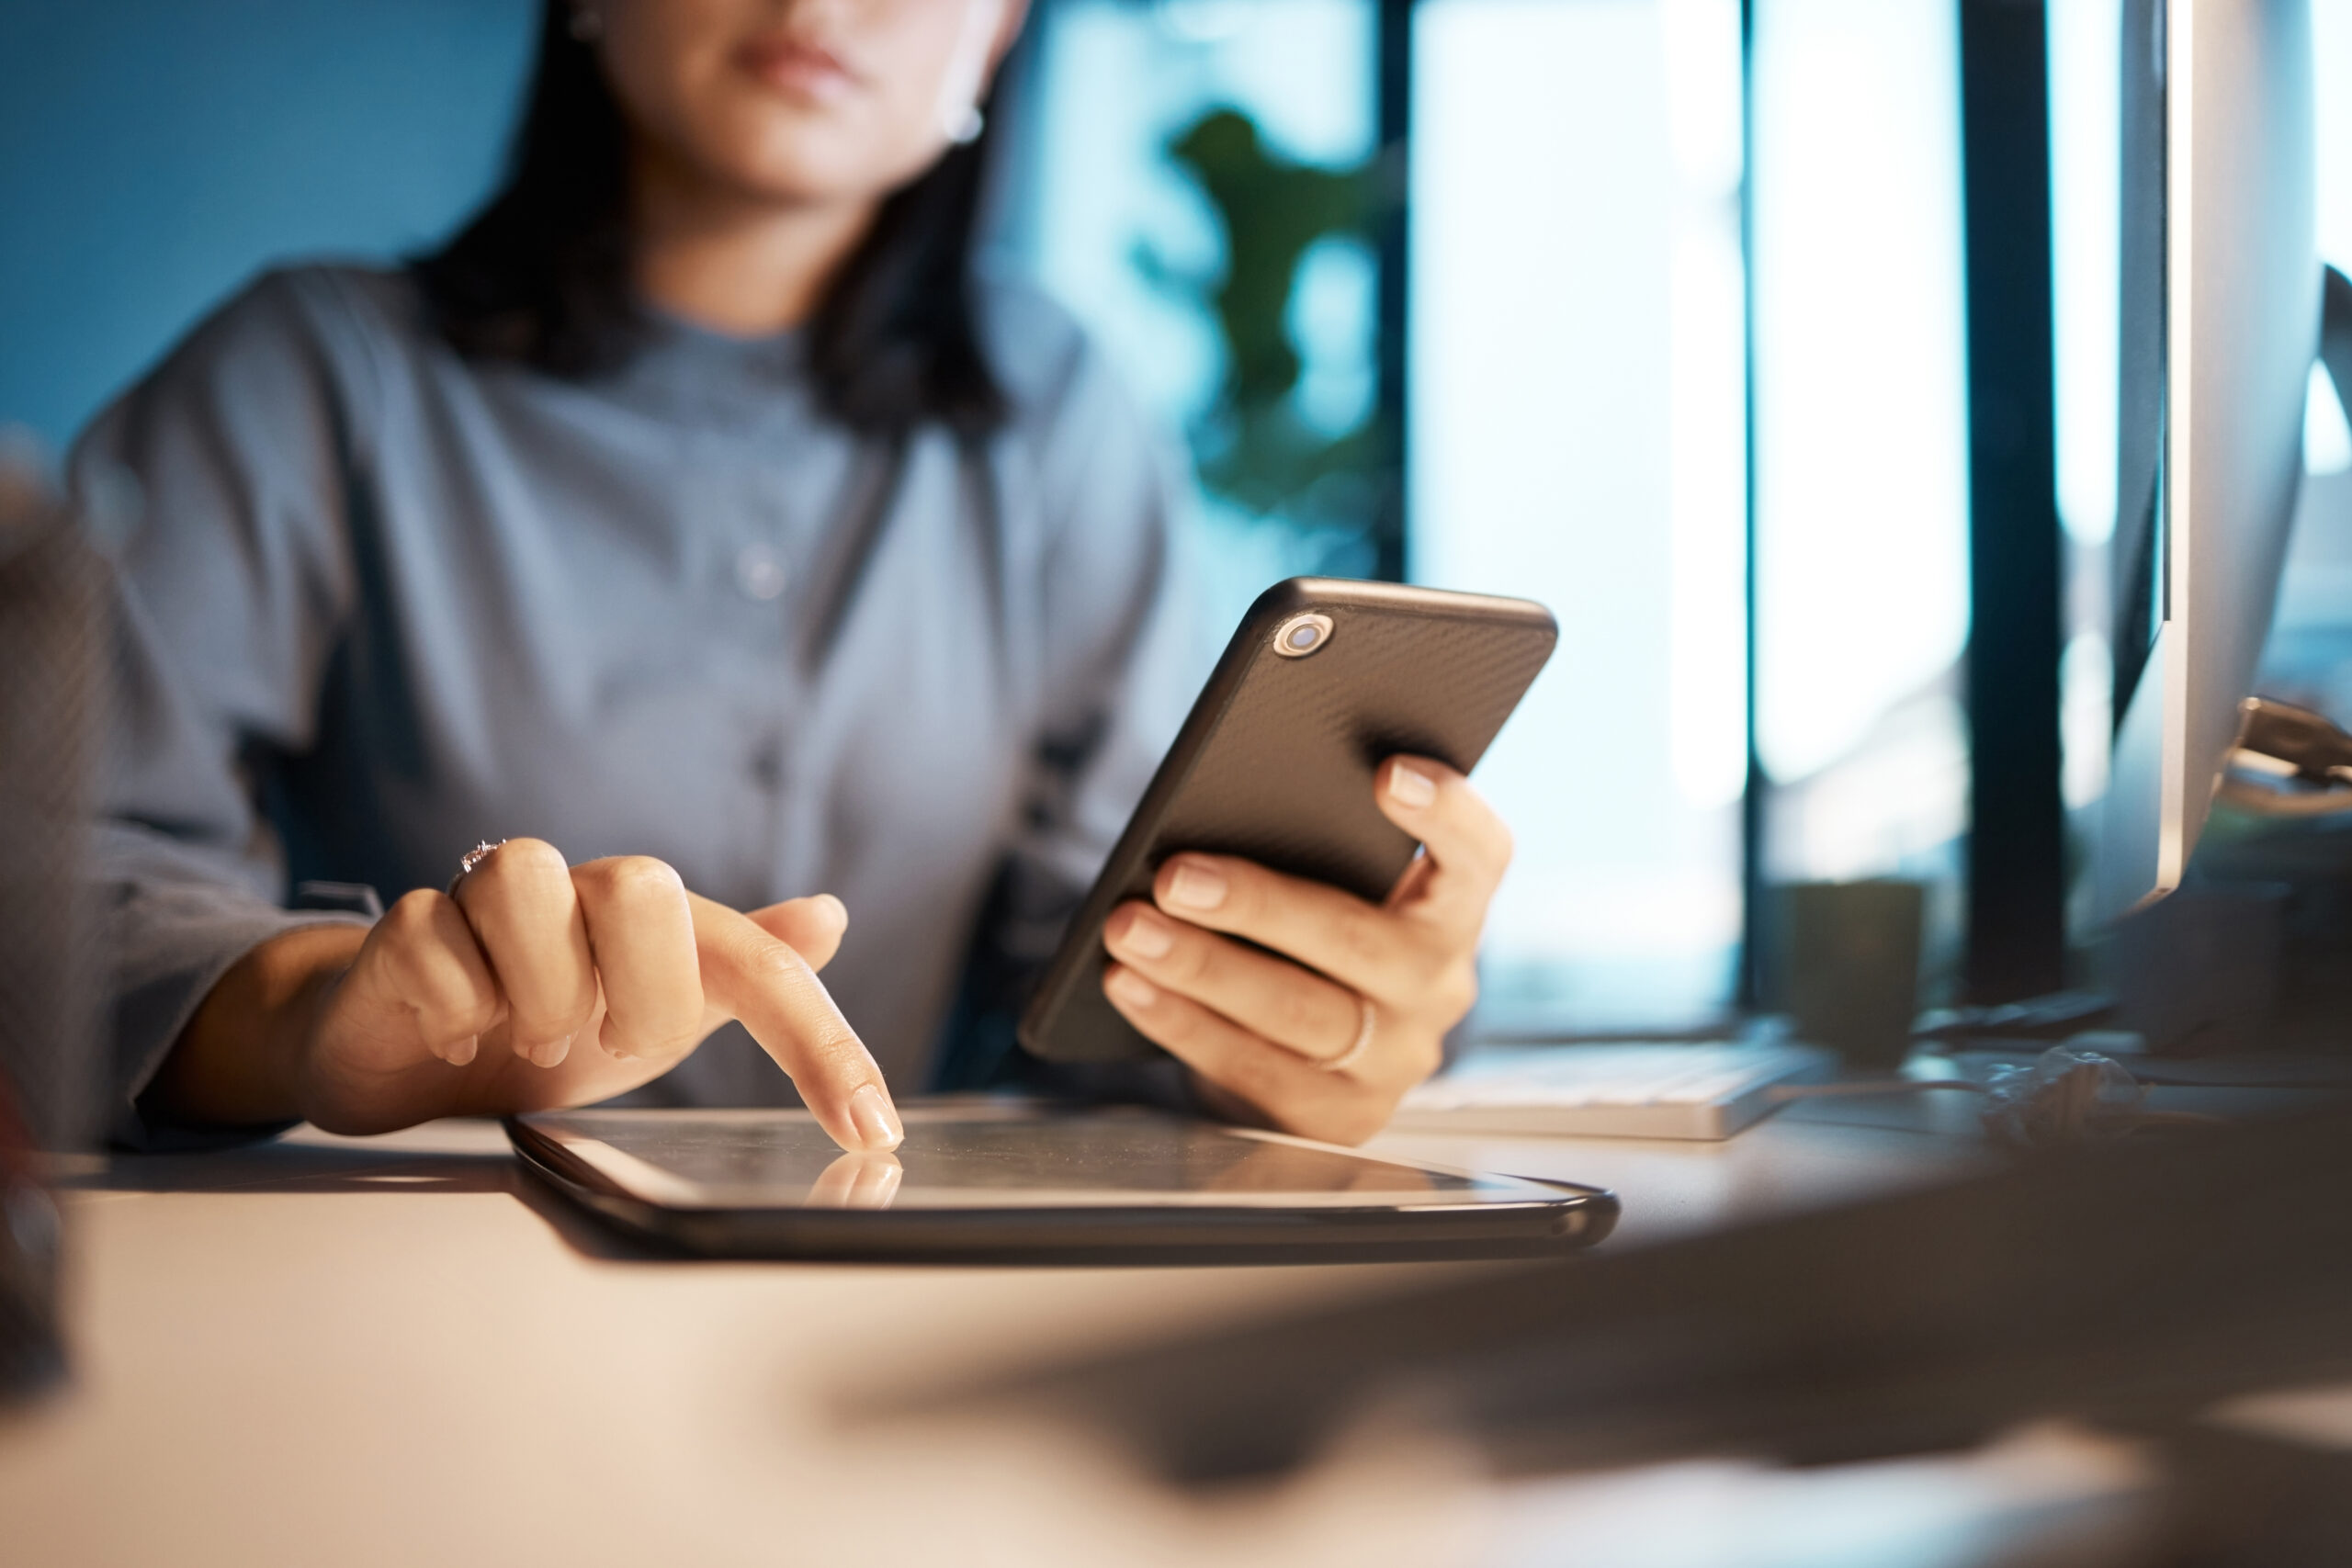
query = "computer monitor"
(2097, 0, 2321, 923)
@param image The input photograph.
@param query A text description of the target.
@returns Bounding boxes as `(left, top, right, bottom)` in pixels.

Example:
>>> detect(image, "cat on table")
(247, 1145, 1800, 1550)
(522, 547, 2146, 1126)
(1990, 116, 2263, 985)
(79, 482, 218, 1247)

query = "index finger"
(691, 897, 902, 1154)
(1373, 757, 1512, 929)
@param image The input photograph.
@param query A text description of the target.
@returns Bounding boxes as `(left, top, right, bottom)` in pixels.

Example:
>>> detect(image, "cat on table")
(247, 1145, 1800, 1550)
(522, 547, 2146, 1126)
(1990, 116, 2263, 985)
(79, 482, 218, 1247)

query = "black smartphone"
(1018, 577, 1557, 1065)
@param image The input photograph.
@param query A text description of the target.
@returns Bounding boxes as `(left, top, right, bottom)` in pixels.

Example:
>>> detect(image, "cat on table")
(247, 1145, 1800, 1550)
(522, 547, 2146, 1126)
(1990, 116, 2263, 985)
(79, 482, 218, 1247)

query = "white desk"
(0, 1100, 2068, 1567)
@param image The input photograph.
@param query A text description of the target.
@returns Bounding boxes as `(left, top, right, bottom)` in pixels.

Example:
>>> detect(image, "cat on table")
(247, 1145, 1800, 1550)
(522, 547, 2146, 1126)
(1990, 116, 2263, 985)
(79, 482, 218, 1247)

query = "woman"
(82, 0, 1510, 1155)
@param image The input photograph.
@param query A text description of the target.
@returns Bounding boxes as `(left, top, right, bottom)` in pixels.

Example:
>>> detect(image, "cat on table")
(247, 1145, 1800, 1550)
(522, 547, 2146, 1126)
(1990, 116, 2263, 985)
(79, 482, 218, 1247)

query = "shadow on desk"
(62, 1123, 673, 1263)
(890, 1098, 2352, 1470)
(64, 1143, 516, 1198)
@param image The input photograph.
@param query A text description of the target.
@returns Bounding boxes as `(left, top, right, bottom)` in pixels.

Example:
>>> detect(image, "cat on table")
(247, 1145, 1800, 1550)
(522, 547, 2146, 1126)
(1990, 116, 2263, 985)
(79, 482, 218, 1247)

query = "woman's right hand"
(156, 840, 903, 1153)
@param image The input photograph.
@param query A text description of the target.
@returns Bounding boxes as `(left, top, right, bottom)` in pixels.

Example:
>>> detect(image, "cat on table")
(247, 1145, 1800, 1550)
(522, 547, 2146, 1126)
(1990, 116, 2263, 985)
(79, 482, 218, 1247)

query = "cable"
(1768, 1079, 1982, 1100)
(1768, 1046, 2225, 1146)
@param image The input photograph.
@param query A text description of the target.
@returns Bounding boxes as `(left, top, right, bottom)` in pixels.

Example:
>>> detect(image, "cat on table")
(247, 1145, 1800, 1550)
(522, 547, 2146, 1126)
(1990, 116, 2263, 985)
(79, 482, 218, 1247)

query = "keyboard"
(1390, 1041, 1840, 1141)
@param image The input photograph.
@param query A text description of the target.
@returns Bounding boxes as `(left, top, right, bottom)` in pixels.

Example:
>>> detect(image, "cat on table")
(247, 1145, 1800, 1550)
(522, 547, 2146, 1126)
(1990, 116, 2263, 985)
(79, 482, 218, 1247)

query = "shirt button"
(735, 544, 788, 602)
(748, 739, 785, 791)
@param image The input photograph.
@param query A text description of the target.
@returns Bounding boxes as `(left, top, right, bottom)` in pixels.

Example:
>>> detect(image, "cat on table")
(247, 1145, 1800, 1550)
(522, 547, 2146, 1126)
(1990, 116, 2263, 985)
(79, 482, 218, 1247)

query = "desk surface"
(0, 1100, 2082, 1567)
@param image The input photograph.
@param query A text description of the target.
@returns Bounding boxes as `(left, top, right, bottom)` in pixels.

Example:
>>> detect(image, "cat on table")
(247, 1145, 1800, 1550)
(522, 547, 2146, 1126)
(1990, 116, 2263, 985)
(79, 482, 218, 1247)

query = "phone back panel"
(1019, 578, 1557, 1064)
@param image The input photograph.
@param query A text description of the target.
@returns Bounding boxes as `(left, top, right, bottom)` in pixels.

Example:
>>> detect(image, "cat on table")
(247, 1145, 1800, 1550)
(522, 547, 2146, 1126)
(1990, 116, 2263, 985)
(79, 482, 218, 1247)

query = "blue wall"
(0, 0, 537, 455)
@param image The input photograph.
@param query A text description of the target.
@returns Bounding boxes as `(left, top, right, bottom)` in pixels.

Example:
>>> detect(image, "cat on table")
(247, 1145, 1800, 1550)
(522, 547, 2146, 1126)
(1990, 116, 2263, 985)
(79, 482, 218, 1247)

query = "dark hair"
(413, 1, 1006, 436)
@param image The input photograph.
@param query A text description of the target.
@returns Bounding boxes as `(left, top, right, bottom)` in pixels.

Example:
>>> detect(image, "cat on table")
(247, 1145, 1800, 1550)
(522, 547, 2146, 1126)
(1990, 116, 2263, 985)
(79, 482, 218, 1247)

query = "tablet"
(507, 1103, 1618, 1265)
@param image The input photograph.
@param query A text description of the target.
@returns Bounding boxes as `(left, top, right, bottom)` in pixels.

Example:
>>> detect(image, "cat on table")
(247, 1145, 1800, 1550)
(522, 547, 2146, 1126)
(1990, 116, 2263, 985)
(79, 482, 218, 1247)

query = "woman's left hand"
(1099, 756, 1507, 1145)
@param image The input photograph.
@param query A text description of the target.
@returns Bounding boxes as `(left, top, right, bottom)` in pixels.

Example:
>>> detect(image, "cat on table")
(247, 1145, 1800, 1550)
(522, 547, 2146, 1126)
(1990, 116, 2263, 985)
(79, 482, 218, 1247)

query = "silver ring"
(1321, 996, 1376, 1075)
(447, 839, 506, 897)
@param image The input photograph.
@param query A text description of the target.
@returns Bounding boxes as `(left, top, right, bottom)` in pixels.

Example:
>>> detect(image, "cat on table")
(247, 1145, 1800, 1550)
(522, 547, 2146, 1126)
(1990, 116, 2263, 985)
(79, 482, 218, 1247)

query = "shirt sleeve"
(933, 328, 1210, 1103)
(72, 270, 379, 1145)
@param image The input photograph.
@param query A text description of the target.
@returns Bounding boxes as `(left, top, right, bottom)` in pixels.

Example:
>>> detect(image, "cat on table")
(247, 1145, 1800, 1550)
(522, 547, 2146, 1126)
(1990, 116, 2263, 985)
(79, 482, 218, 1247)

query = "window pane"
(2245, 1, 2352, 749)
(1411, 0, 1747, 1032)
(1750, 0, 1972, 985)
(2321, 0, 2352, 282)
(2048, 0, 2123, 919)
(1010, 0, 1384, 636)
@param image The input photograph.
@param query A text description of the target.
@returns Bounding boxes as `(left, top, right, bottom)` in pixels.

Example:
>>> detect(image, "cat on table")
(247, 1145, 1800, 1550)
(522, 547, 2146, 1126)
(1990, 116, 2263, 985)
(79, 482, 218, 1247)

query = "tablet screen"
(519, 1103, 1576, 1212)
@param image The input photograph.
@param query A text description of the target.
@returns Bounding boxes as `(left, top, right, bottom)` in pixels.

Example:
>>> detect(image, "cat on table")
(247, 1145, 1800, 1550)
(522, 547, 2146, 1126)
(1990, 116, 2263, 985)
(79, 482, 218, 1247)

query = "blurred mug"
(1778, 879, 1926, 1070)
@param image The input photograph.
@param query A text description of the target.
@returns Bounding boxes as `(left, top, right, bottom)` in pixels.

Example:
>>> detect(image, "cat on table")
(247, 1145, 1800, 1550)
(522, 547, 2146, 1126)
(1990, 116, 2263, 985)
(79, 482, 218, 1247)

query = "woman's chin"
(681, 122, 943, 210)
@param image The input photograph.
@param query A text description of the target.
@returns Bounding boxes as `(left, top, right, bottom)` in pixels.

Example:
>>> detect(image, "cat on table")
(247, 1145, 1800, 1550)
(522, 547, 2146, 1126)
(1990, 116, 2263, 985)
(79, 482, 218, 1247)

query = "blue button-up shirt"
(77, 265, 1200, 1129)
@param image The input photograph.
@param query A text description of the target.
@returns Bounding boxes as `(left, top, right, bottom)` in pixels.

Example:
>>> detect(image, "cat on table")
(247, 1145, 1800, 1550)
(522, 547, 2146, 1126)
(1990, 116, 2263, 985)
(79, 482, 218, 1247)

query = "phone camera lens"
(1272, 612, 1333, 658)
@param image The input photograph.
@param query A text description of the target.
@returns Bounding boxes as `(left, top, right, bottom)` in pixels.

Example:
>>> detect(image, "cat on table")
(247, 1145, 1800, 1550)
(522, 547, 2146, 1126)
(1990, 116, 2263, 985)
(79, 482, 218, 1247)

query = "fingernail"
(847, 1083, 903, 1152)
(815, 893, 847, 928)
(1388, 761, 1438, 809)
(1166, 861, 1227, 911)
(531, 1033, 572, 1069)
(1106, 966, 1159, 1010)
(599, 1023, 636, 1061)
(1115, 908, 1175, 959)
(447, 1035, 478, 1066)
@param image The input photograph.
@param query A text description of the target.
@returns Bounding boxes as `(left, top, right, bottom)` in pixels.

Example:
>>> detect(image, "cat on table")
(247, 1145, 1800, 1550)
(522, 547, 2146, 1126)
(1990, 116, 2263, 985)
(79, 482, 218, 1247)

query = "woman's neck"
(628, 145, 876, 339)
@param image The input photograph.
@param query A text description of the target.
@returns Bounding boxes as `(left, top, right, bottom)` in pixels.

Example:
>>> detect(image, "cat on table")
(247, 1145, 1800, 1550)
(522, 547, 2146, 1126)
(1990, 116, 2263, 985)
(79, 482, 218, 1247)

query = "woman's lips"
(735, 37, 858, 103)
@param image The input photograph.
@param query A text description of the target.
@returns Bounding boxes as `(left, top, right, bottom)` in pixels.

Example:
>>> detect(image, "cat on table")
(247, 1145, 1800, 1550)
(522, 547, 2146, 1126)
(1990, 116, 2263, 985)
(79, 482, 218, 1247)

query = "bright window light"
(1412, 0, 1745, 1031)
(2061, 629, 2114, 809)
(1666, 0, 1752, 813)
(1750, 0, 1971, 794)
(2312, 363, 2352, 476)
(2049, 0, 2123, 547)
(2319, 0, 2352, 278)
(2047, 0, 2122, 833)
